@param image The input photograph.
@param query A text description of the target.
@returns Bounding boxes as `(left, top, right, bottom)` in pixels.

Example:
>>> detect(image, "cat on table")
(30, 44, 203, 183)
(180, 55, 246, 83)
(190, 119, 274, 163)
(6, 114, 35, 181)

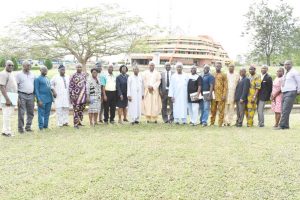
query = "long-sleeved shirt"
(282, 68, 300, 93)
(34, 75, 53, 103)
(213, 72, 228, 101)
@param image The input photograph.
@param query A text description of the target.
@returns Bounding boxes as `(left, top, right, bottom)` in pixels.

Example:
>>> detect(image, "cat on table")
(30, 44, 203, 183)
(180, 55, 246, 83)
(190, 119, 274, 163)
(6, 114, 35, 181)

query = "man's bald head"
(284, 60, 293, 71)
(5, 60, 14, 72)
(22, 60, 31, 72)
(40, 65, 48, 76)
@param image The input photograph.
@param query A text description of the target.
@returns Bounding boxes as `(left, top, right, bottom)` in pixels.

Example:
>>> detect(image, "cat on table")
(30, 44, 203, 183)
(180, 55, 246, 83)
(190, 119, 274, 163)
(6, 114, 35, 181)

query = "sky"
(1, 0, 299, 59)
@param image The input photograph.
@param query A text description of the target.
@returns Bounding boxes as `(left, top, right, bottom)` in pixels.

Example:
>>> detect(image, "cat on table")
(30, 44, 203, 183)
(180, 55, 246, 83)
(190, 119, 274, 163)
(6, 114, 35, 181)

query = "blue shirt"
(98, 73, 105, 86)
(202, 73, 215, 92)
(34, 75, 53, 103)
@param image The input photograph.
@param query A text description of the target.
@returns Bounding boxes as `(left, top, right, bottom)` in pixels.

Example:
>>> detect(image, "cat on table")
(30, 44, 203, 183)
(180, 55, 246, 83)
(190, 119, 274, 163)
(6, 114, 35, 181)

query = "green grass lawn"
(0, 114, 300, 199)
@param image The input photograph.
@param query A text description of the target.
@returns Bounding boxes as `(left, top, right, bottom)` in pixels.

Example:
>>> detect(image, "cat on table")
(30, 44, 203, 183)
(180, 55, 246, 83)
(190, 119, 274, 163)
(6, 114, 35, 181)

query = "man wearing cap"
(168, 62, 188, 124)
(51, 65, 70, 127)
(15, 60, 35, 133)
(159, 62, 174, 123)
(245, 65, 261, 127)
(142, 61, 161, 123)
(210, 61, 228, 127)
(224, 63, 239, 126)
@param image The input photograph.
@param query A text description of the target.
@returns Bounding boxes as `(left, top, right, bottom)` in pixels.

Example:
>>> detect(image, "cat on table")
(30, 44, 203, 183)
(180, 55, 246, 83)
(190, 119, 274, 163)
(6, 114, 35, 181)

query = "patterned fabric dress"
(210, 72, 228, 126)
(69, 72, 88, 126)
(245, 74, 261, 127)
(271, 77, 283, 113)
(87, 77, 101, 113)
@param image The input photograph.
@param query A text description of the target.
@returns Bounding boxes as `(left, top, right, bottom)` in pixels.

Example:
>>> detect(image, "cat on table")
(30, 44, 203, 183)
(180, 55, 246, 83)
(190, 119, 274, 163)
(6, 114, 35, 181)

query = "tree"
(44, 59, 53, 70)
(23, 5, 148, 71)
(242, 0, 297, 66)
(0, 58, 5, 68)
(11, 57, 19, 71)
(0, 37, 28, 59)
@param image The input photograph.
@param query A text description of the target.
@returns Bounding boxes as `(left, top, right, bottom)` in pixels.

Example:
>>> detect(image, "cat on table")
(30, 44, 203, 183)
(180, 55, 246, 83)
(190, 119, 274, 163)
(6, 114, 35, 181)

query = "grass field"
(1, 113, 300, 200)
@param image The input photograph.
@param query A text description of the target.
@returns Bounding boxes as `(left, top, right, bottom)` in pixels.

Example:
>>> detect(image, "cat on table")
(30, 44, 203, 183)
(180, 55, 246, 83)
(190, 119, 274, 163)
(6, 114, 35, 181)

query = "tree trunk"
(266, 54, 271, 66)
(77, 57, 87, 72)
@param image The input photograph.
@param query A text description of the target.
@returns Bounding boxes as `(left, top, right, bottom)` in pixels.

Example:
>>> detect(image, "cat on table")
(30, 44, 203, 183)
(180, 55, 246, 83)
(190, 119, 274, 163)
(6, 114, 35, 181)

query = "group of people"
(1, 59, 300, 137)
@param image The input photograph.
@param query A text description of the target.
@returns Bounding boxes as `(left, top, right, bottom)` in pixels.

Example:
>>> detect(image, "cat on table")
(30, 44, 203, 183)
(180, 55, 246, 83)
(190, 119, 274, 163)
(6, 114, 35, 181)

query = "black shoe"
(2, 133, 12, 137)
(274, 126, 289, 130)
(63, 124, 69, 127)
(99, 120, 104, 123)
(19, 130, 25, 134)
(110, 121, 115, 124)
(164, 120, 169, 124)
(202, 123, 207, 127)
(154, 121, 158, 124)
(123, 119, 129, 122)
(259, 125, 265, 128)
(175, 122, 180, 125)
(26, 129, 33, 132)
(134, 121, 139, 124)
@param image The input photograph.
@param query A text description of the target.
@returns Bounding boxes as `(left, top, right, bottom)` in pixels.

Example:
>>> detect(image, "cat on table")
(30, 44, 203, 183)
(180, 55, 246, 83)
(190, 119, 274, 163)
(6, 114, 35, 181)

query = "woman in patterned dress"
(271, 67, 284, 127)
(86, 68, 102, 126)
(69, 63, 88, 129)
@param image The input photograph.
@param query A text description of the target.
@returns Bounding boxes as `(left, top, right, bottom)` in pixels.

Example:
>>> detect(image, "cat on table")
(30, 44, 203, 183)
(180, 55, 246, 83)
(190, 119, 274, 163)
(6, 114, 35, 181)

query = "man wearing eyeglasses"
(0, 60, 18, 137)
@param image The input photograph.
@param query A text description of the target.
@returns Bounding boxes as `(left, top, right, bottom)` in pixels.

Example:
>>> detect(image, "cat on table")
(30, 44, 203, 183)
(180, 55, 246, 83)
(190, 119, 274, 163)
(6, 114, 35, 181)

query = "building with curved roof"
(130, 35, 231, 67)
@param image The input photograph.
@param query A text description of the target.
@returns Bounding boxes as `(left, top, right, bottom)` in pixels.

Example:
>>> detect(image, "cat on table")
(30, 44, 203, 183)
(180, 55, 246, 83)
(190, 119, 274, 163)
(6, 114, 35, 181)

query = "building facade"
(130, 35, 231, 67)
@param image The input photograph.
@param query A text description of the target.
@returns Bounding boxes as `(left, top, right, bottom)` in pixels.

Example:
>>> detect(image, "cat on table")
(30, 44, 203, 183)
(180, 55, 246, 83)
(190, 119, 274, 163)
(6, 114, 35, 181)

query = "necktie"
(167, 72, 169, 88)
(62, 76, 67, 89)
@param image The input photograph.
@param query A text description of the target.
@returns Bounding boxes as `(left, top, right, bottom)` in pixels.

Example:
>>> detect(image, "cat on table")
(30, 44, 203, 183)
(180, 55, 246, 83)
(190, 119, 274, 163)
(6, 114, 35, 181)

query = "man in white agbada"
(51, 65, 70, 127)
(168, 62, 188, 124)
(127, 66, 144, 125)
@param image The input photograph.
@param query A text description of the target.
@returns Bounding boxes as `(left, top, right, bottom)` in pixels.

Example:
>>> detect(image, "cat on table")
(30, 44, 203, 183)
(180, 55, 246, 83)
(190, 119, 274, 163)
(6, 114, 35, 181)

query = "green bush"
(44, 59, 53, 70)
(11, 57, 19, 71)
(0, 58, 5, 68)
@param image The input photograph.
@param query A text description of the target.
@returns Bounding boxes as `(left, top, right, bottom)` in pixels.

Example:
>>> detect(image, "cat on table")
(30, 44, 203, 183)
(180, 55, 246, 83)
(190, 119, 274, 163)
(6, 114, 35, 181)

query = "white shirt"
(15, 71, 35, 94)
(282, 68, 300, 93)
(51, 75, 70, 108)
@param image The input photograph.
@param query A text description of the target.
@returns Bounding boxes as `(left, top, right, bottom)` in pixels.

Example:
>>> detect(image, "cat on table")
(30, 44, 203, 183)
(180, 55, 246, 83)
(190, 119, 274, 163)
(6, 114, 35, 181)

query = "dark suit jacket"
(258, 73, 273, 101)
(159, 71, 174, 94)
(235, 76, 250, 102)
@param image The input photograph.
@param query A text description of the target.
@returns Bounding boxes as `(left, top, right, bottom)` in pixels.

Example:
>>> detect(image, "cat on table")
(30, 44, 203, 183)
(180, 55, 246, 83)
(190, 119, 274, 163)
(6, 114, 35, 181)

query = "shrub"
(44, 59, 53, 70)
(11, 57, 19, 71)
(0, 58, 5, 68)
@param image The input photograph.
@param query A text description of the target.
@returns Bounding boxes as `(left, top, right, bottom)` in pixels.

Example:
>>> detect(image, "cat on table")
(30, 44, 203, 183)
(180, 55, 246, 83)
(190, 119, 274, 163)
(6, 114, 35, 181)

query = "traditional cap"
(58, 64, 65, 70)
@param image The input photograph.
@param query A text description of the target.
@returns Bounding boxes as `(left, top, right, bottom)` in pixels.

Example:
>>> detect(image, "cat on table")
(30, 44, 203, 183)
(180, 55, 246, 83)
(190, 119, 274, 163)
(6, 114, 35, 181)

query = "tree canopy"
(22, 5, 150, 70)
(243, 0, 297, 65)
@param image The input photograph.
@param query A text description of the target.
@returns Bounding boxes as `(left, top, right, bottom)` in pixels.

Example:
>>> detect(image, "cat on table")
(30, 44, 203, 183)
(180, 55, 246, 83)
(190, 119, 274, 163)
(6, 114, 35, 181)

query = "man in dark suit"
(159, 62, 174, 123)
(235, 68, 250, 127)
(257, 65, 273, 127)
